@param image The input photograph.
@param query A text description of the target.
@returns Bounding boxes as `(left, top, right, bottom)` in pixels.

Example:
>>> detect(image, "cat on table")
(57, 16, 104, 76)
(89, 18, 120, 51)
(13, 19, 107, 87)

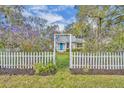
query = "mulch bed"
(70, 68, 124, 75)
(0, 68, 35, 75)
(0, 68, 57, 76)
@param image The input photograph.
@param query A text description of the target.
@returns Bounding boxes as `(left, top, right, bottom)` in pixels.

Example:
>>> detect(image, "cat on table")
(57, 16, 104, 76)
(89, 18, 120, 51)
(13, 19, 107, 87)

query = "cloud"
(55, 16, 76, 31)
(56, 16, 76, 25)
(22, 5, 76, 31)
(23, 6, 64, 24)
(29, 5, 48, 11)
(22, 8, 65, 24)
(40, 13, 64, 24)
(50, 5, 75, 12)
(26, 6, 48, 16)
(22, 6, 48, 17)
(28, 6, 48, 14)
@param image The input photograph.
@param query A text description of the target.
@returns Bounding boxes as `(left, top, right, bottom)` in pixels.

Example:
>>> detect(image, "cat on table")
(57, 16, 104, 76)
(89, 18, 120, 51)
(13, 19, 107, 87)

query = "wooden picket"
(71, 52, 124, 69)
(0, 52, 55, 69)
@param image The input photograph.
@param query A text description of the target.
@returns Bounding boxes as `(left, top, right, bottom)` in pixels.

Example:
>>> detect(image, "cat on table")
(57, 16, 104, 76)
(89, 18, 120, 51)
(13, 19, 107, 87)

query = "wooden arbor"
(53, 34, 72, 68)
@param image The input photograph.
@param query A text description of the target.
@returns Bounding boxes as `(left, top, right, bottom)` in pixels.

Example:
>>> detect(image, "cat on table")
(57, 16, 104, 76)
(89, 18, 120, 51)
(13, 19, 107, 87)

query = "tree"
(66, 5, 124, 52)
(0, 5, 25, 26)
(0, 6, 52, 51)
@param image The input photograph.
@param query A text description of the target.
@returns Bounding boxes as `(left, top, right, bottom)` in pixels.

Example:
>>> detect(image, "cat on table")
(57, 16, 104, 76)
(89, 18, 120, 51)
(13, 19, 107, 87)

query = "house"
(55, 34, 85, 52)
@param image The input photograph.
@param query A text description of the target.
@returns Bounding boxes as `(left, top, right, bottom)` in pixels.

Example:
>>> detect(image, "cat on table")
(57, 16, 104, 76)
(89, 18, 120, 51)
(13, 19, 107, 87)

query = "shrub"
(33, 62, 57, 76)
(0, 41, 5, 49)
(66, 48, 83, 52)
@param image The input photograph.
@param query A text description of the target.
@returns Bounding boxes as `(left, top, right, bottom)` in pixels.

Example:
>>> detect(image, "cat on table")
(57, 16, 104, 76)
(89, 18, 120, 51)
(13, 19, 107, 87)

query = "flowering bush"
(33, 62, 57, 76)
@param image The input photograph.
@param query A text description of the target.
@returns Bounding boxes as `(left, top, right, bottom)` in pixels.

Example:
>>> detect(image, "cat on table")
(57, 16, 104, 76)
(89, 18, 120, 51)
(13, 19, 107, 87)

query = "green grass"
(56, 52, 69, 69)
(0, 52, 124, 88)
(1, 69, 124, 88)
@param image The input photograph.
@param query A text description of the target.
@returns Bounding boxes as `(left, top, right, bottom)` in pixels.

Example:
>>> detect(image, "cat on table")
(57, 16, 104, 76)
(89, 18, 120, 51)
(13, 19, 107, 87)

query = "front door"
(60, 43, 64, 50)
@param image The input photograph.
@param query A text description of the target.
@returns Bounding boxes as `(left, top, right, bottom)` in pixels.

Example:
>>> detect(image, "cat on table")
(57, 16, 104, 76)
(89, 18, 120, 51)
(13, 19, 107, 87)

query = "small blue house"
(55, 34, 85, 52)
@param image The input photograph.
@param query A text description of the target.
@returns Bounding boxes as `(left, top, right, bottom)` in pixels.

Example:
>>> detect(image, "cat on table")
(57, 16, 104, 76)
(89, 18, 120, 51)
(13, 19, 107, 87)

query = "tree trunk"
(95, 17, 102, 51)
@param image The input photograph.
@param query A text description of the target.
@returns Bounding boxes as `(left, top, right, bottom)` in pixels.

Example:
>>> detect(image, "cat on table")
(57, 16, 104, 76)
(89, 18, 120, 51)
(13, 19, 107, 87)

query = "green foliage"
(0, 41, 5, 49)
(105, 31, 124, 52)
(20, 40, 33, 52)
(73, 48, 83, 52)
(66, 48, 86, 52)
(20, 39, 43, 52)
(66, 22, 90, 37)
(33, 44, 42, 52)
(33, 62, 57, 76)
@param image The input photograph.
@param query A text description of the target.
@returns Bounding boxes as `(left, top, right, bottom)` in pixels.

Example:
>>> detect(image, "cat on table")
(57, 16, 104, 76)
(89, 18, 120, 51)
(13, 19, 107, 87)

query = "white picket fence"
(0, 52, 55, 69)
(71, 52, 124, 69)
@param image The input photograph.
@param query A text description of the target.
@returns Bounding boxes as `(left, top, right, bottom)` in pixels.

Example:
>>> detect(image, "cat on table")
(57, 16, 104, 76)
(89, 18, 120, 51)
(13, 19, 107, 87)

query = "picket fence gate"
(0, 52, 55, 69)
(71, 52, 124, 69)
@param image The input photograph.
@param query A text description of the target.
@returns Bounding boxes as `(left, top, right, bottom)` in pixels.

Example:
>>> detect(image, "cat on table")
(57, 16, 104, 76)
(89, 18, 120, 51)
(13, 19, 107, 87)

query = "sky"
(23, 5, 77, 31)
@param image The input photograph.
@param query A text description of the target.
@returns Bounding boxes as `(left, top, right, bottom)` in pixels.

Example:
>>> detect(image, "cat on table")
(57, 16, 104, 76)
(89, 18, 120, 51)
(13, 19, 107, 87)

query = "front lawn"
(0, 52, 124, 88)
(1, 69, 124, 88)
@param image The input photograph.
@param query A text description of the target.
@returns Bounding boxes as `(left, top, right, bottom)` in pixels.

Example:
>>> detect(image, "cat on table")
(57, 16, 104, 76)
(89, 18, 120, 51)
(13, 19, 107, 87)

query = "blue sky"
(23, 5, 77, 31)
